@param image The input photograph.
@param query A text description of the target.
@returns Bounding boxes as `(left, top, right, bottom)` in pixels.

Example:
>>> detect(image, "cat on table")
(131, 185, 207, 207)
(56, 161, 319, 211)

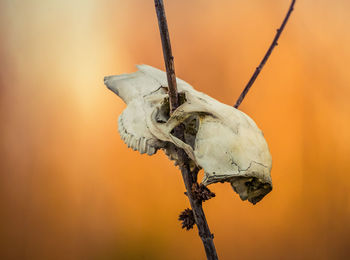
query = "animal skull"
(104, 65, 272, 204)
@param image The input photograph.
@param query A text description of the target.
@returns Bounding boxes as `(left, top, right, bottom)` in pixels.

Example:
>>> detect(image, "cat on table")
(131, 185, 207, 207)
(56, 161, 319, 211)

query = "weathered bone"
(104, 65, 272, 204)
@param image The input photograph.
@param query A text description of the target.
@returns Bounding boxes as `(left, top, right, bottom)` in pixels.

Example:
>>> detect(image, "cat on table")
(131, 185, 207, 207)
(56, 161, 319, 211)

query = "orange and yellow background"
(1, 0, 350, 259)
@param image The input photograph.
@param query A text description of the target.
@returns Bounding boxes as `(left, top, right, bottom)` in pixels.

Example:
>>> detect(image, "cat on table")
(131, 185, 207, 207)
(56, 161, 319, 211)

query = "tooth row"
(118, 115, 157, 155)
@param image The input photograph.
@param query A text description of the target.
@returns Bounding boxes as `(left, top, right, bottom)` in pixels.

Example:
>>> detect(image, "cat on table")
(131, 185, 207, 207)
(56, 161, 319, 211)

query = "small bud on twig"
(179, 208, 196, 230)
(192, 183, 216, 202)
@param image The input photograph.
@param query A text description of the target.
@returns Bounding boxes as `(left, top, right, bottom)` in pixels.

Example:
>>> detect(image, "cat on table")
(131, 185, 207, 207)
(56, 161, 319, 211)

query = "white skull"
(104, 65, 272, 204)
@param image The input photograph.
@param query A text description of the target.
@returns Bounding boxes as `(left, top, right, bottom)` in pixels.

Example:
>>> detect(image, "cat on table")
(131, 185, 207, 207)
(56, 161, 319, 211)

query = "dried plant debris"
(105, 64, 272, 204)
(179, 208, 195, 230)
(191, 183, 216, 202)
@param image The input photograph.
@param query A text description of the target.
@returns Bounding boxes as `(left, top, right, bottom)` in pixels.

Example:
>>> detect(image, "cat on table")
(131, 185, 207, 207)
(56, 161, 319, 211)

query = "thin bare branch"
(154, 0, 178, 113)
(154, 1, 218, 259)
(234, 0, 296, 109)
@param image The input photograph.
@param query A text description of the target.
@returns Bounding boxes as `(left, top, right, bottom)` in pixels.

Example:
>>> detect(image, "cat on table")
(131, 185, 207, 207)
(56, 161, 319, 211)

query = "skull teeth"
(139, 138, 147, 154)
(118, 114, 158, 155)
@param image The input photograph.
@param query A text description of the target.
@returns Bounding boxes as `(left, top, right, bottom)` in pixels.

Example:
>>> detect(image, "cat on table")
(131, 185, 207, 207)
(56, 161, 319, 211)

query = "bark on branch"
(154, 0, 179, 113)
(154, 0, 219, 259)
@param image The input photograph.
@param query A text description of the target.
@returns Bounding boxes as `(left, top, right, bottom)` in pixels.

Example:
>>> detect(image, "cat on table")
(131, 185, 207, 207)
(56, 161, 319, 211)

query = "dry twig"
(153, 0, 296, 259)
(154, 0, 218, 259)
(234, 0, 296, 108)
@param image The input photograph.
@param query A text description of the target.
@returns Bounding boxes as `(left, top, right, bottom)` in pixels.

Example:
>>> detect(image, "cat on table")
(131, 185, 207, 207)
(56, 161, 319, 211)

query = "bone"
(105, 64, 272, 204)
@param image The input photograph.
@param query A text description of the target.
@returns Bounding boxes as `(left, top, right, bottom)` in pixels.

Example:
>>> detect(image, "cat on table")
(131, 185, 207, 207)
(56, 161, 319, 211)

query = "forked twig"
(234, 0, 296, 108)
(154, 0, 218, 259)
(153, 0, 296, 259)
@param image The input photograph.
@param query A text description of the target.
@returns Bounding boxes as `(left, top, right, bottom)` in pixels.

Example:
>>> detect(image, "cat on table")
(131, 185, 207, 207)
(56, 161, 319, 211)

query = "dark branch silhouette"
(234, 0, 296, 109)
(153, 0, 297, 258)
(154, 0, 218, 259)
(154, 0, 178, 113)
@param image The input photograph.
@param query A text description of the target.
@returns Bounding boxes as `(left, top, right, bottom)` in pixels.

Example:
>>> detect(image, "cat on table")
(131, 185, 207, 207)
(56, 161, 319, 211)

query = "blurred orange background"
(1, 0, 350, 259)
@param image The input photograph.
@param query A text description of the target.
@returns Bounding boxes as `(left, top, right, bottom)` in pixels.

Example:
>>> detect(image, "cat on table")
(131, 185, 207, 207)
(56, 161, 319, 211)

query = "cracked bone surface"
(104, 65, 272, 204)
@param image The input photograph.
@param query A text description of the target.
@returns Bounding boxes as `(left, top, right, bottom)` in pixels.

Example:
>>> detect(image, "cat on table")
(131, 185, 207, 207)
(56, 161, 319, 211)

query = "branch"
(154, 0, 178, 113)
(154, 1, 219, 259)
(234, 0, 296, 109)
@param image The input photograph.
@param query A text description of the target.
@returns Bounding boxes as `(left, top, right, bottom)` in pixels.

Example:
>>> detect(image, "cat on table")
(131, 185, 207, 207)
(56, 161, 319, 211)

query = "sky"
(1, 0, 350, 259)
